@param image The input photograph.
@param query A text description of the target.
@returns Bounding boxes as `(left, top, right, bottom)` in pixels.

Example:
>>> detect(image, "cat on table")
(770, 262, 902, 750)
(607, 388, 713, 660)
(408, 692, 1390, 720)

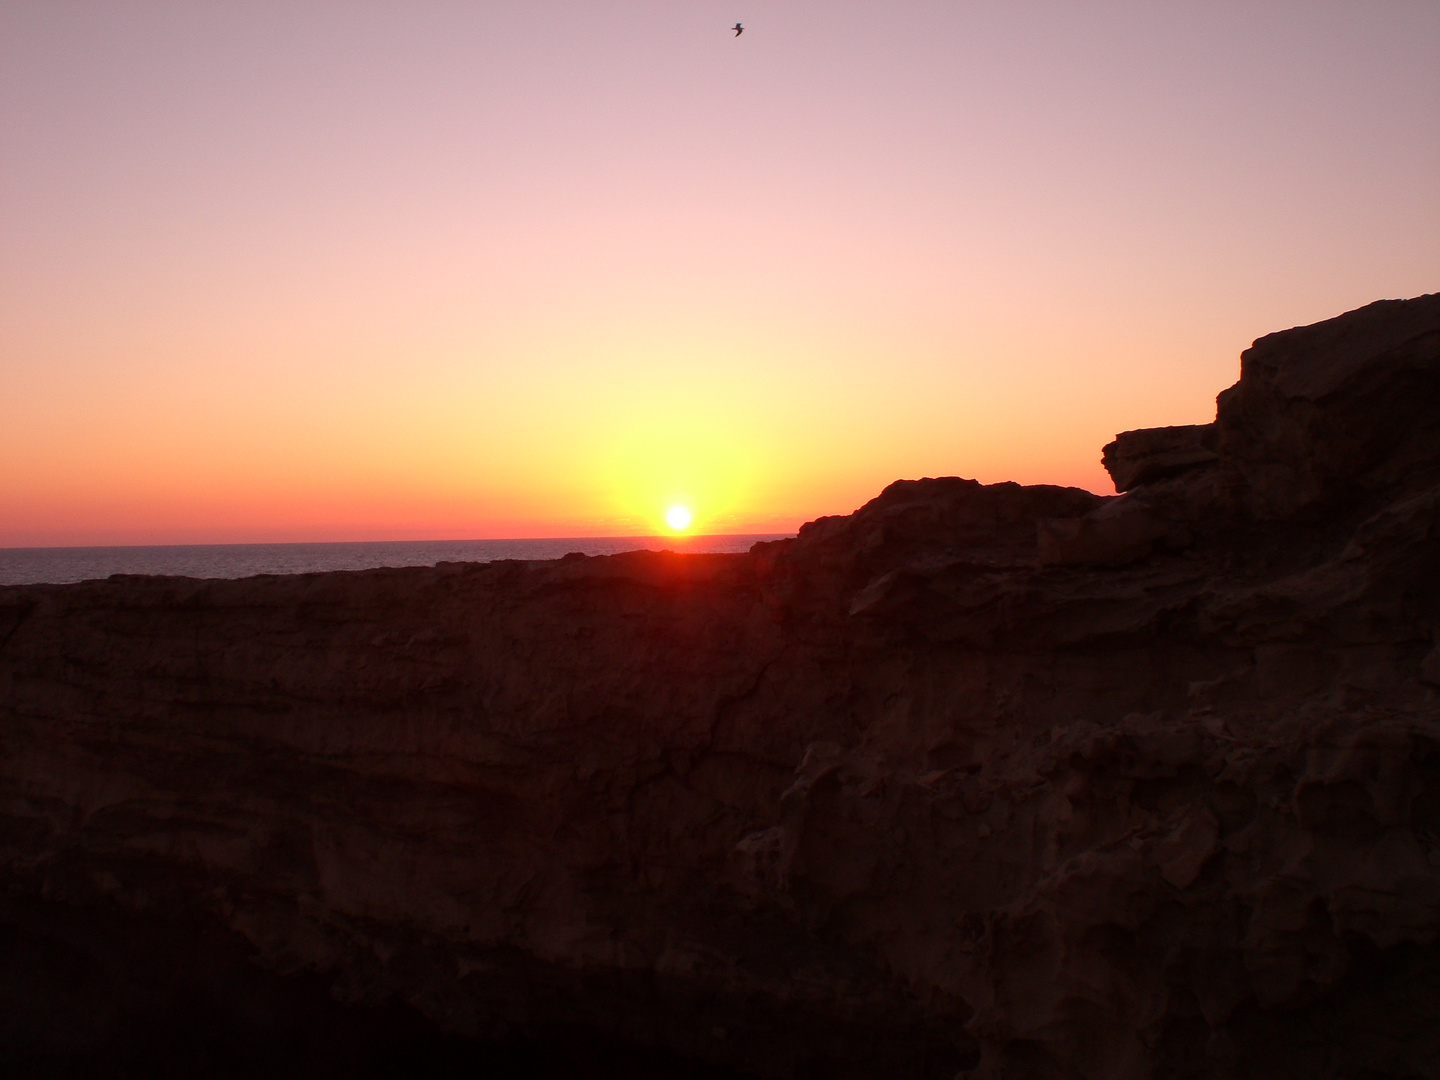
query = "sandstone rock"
(1035, 495, 1174, 566)
(4, 295, 1440, 1079)
(1101, 423, 1218, 493)
(1212, 292, 1440, 519)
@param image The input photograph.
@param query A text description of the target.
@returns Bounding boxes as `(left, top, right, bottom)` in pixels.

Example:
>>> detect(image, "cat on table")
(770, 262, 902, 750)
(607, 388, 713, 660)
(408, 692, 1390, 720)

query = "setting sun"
(0, 4, 1435, 550)
(665, 506, 692, 532)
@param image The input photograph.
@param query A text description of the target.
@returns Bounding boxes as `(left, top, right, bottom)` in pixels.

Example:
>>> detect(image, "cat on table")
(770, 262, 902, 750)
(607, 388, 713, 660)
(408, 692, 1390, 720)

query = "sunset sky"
(3, 2, 1437, 546)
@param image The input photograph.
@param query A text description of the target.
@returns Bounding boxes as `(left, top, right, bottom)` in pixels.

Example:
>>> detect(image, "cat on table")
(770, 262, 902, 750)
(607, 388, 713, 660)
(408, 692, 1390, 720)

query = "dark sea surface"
(0, 535, 792, 586)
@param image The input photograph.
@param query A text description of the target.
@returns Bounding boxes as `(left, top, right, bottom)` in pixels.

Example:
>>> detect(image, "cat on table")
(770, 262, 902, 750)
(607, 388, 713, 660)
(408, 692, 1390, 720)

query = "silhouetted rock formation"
(3, 293, 1439, 1079)
(1101, 424, 1217, 493)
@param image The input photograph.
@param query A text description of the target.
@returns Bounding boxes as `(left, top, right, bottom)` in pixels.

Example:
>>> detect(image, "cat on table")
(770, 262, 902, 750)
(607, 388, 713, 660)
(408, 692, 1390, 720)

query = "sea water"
(0, 535, 792, 587)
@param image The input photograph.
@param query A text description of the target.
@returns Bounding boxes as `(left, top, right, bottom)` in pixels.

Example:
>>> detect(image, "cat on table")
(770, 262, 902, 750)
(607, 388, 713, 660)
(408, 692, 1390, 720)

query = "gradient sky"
(3, 2, 1437, 546)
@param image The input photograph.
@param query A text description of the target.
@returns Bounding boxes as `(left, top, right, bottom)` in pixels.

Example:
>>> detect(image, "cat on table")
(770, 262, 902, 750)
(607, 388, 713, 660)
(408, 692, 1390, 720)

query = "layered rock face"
(3, 294, 1440, 1079)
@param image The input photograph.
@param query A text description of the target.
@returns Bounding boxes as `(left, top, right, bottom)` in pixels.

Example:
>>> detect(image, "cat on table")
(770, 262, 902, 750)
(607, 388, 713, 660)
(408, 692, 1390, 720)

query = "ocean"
(0, 535, 793, 587)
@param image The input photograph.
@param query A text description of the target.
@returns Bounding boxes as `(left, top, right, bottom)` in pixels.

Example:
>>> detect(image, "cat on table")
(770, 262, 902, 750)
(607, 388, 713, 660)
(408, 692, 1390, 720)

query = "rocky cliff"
(3, 294, 1440, 1079)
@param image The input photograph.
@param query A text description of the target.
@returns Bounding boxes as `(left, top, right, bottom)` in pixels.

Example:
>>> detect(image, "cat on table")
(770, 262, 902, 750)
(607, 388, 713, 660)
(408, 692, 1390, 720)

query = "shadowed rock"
(1102, 423, 1218, 493)
(3, 294, 1440, 1079)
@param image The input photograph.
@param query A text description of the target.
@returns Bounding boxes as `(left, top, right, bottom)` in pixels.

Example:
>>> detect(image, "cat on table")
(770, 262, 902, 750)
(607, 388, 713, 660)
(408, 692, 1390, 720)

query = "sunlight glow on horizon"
(1, 2, 1436, 547)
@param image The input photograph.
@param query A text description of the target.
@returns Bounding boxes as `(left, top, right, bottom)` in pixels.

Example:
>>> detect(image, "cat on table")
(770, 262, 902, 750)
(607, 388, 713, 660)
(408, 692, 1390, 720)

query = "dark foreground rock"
(3, 293, 1440, 1079)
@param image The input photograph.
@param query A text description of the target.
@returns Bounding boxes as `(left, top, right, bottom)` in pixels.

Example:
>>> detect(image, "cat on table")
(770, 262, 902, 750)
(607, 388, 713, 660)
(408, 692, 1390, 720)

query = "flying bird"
(732, 23, 744, 36)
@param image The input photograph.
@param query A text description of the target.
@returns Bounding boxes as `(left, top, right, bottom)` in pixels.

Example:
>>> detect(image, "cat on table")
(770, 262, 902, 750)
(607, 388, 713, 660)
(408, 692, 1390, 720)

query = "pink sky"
(2, 1, 1437, 546)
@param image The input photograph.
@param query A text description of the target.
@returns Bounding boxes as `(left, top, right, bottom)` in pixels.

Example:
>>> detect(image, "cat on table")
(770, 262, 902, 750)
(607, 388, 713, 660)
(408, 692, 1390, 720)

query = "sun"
(665, 505, 692, 532)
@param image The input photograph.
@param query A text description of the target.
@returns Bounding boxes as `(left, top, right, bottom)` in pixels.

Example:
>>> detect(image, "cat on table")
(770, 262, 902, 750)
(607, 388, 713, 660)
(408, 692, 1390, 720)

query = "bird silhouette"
(732, 23, 744, 36)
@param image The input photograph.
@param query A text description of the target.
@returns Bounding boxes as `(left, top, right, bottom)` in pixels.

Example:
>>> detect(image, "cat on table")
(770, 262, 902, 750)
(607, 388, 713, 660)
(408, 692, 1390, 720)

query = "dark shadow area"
(1150, 930, 1440, 1080)
(0, 895, 755, 1080)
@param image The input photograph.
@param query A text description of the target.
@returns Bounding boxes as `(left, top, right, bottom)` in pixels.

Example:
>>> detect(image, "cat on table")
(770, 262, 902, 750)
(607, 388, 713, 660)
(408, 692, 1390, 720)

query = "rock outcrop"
(3, 294, 1440, 1079)
(1101, 424, 1217, 493)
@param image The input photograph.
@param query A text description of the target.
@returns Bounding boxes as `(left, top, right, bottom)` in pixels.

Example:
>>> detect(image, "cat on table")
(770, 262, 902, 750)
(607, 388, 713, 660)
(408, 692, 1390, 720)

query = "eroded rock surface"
(3, 294, 1440, 1078)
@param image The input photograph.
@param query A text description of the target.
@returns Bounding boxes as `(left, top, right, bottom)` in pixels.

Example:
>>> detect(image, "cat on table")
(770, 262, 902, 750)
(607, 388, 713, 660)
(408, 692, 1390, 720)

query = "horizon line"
(0, 531, 799, 554)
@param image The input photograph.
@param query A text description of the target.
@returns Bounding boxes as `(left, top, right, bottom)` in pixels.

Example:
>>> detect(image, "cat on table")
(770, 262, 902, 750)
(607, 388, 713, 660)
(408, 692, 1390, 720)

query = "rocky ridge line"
(2, 293, 1439, 1078)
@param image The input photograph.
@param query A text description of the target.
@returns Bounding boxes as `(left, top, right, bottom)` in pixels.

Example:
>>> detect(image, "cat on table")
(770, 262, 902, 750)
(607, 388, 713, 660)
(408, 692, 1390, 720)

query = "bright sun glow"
(665, 505, 692, 531)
